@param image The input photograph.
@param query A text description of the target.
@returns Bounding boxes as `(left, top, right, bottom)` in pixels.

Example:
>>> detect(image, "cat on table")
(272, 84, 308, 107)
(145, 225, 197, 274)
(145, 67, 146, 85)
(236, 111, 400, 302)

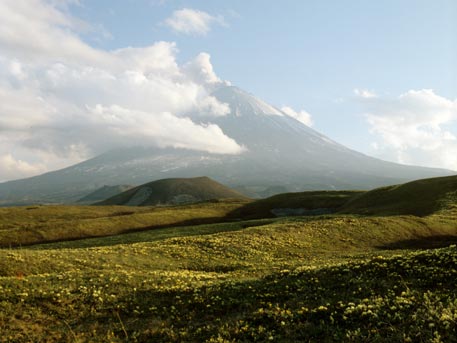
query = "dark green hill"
(339, 175, 457, 216)
(97, 176, 249, 206)
(77, 185, 134, 204)
(229, 190, 364, 219)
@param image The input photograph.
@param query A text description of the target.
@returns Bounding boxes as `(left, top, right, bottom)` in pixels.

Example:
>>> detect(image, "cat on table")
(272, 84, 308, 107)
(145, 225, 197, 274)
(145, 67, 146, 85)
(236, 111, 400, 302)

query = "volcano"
(0, 84, 452, 204)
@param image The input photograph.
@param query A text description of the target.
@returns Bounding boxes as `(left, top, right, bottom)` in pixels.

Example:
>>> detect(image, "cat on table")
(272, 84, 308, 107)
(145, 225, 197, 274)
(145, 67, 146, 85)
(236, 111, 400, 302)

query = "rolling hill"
(228, 174, 457, 219)
(340, 175, 457, 216)
(97, 176, 249, 206)
(1, 174, 456, 248)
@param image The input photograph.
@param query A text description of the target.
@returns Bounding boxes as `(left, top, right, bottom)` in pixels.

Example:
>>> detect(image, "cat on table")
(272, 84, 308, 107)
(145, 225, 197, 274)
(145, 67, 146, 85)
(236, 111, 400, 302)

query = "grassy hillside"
(340, 175, 457, 216)
(229, 190, 363, 219)
(98, 176, 248, 206)
(0, 200, 248, 247)
(1, 174, 456, 248)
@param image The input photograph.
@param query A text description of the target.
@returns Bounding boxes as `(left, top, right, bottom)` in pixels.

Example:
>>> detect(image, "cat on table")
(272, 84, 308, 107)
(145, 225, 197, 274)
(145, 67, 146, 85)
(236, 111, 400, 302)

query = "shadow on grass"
(23, 218, 278, 250)
(10, 210, 338, 250)
(377, 235, 457, 250)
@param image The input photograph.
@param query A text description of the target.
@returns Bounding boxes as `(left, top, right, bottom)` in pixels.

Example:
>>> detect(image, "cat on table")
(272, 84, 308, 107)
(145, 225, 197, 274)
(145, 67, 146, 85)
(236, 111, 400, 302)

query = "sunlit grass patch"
(0, 245, 455, 342)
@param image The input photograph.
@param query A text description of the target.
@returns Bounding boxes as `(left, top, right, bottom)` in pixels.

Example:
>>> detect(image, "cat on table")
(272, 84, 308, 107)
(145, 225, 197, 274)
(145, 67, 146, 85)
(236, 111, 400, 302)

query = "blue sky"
(71, 0, 457, 157)
(0, 0, 456, 181)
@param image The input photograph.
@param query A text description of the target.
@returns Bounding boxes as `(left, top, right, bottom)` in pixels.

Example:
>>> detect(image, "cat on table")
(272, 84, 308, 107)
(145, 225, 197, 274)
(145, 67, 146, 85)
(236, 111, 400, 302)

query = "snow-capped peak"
(212, 85, 283, 117)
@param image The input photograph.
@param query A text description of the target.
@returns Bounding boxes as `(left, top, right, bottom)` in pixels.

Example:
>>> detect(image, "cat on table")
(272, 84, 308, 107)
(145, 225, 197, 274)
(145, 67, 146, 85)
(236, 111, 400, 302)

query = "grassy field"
(1, 212, 457, 342)
(0, 176, 457, 342)
(0, 200, 248, 247)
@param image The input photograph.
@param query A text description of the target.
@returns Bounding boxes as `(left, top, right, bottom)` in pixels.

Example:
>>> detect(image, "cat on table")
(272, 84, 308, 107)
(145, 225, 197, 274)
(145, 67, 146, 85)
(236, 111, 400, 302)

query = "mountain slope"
(97, 176, 248, 206)
(0, 84, 453, 204)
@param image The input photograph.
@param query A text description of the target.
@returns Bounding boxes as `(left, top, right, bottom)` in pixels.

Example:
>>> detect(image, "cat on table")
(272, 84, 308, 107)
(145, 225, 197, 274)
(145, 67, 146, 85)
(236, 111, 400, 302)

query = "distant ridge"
(97, 176, 249, 206)
(77, 185, 134, 204)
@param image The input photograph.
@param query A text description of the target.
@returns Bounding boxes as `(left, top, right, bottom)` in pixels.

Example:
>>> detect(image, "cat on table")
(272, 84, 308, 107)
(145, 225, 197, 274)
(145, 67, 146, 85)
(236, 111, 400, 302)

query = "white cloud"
(0, 0, 110, 66)
(0, 0, 243, 181)
(359, 89, 457, 170)
(354, 88, 377, 98)
(281, 106, 313, 127)
(164, 8, 225, 36)
(0, 154, 47, 182)
(89, 104, 242, 153)
(183, 52, 221, 84)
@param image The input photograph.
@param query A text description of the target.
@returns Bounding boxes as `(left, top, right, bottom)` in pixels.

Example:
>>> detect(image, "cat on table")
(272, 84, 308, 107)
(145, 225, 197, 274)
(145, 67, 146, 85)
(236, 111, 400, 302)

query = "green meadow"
(1, 176, 457, 342)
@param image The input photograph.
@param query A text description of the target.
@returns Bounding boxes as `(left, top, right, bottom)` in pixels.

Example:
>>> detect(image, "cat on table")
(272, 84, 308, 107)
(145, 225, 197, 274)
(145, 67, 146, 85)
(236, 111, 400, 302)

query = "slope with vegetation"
(340, 175, 457, 216)
(0, 215, 456, 342)
(0, 200, 248, 247)
(229, 190, 363, 219)
(0, 175, 456, 342)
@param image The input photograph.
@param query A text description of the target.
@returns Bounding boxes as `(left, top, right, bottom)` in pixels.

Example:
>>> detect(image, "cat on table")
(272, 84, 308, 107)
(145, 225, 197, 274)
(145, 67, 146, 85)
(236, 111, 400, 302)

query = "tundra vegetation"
(0, 176, 456, 342)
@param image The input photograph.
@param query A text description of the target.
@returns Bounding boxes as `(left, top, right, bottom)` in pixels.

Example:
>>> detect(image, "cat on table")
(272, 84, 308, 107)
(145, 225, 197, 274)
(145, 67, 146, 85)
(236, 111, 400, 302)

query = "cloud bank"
(0, 0, 243, 181)
(357, 89, 457, 171)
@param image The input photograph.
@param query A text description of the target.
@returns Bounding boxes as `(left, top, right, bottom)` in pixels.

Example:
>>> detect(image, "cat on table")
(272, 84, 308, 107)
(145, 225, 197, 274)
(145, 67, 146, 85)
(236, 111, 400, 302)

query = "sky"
(0, 0, 456, 182)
